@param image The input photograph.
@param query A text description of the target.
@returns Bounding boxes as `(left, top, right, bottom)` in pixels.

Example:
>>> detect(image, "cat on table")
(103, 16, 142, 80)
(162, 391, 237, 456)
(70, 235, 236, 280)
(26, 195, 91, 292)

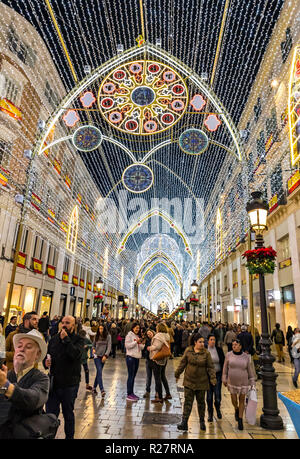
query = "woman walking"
(125, 322, 145, 401)
(175, 333, 216, 431)
(148, 323, 172, 403)
(222, 338, 255, 430)
(206, 334, 225, 421)
(143, 328, 155, 398)
(92, 324, 112, 397)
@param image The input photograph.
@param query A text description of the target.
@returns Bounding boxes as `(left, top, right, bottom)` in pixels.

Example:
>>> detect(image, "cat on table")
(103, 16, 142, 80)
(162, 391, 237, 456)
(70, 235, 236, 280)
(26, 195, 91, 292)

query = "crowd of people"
(0, 310, 299, 439)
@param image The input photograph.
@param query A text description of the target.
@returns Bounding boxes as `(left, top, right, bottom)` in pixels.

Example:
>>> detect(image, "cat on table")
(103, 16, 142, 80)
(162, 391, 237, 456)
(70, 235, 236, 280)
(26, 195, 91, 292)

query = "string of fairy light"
(0, 0, 297, 311)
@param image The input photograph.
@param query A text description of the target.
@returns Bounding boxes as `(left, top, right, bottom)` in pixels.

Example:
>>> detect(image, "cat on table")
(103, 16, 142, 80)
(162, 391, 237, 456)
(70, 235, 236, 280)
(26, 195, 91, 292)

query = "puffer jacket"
(175, 346, 217, 390)
(148, 332, 170, 366)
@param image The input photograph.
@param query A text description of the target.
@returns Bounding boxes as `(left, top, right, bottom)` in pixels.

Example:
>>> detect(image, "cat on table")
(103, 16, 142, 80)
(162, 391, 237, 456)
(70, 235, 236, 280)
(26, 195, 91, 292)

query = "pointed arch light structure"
(118, 209, 193, 257)
(136, 250, 182, 285)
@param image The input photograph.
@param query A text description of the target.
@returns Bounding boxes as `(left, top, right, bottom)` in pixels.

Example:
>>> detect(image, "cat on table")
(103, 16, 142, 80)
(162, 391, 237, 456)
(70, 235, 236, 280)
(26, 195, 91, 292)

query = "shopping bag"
(245, 388, 257, 425)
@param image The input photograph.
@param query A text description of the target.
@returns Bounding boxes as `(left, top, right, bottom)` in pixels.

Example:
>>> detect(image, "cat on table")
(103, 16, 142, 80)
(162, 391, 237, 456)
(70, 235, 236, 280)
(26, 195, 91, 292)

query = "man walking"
(45, 315, 84, 439)
(38, 311, 50, 343)
(271, 323, 285, 362)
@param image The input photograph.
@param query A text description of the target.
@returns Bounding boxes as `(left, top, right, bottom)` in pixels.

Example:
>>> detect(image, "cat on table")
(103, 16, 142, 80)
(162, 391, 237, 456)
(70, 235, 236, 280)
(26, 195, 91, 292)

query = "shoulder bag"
(12, 413, 60, 439)
(153, 343, 171, 361)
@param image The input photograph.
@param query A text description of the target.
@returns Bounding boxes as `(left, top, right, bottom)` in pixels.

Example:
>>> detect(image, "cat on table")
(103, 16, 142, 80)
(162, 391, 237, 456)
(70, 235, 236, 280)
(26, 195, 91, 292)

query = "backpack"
(275, 329, 283, 343)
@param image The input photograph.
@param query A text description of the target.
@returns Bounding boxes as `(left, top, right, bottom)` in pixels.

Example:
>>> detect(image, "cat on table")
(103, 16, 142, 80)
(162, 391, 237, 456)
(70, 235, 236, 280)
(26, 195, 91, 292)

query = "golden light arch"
(118, 209, 193, 257)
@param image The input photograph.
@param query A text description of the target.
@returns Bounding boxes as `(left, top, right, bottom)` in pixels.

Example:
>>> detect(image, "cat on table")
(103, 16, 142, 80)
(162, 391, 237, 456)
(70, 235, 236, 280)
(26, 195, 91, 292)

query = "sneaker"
(126, 395, 137, 401)
(131, 394, 139, 400)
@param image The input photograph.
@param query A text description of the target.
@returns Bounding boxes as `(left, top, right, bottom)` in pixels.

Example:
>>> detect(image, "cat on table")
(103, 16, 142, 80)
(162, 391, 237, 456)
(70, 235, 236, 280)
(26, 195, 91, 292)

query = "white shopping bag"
(245, 388, 257, 425)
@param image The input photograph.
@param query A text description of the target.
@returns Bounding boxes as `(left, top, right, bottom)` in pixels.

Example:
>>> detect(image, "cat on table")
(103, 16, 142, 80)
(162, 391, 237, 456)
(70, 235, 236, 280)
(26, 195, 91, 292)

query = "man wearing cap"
(237, 325, 255, 355)
(44, 315, 84, 440)
(0, 329, 49, 438)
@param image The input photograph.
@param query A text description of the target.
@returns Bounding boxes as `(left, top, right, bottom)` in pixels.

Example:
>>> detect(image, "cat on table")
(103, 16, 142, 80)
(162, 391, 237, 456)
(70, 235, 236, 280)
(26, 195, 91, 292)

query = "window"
(270, 164, 283, 196)
(0, 139, 12, 166)
(7, 26, 36, 68)
(66, 206, 79, 254)
(33, 235, 44, 260)
(44, 81, 60, 110)
(47, 245, 57, 266)
(63, 255, 70, 272)
(216, 208, 223, 260)
(256, 130, 265, 160)
(12, 224, 28, 253)
(266, 107, 278, 139)
(281, 27, 293, 63)
(254, 97, 261, 122)
(4, 76, 20, 105)
(279, 236, 290, 261)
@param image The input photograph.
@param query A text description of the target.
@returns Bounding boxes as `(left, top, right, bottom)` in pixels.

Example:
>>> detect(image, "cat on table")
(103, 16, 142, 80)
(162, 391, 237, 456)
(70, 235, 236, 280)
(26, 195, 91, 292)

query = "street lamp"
(191, 280, 199, 322)
(246, 191, 283, 430)
(96, 276, 104, 291)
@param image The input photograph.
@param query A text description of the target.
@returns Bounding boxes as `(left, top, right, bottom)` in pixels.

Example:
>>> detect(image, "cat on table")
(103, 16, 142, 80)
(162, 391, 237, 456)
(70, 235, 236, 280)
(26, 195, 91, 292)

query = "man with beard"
(0, 329, 49, 439)
(44, 315, 83, 439)
(5, 311, 39, 370)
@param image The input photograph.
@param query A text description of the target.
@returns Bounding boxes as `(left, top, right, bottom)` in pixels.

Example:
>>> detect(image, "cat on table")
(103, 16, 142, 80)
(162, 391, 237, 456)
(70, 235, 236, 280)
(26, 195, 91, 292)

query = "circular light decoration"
(72, 125, 103, 152)
(179, 128, 209, 155)
(122, 164, 154, 193)
(98, 60, 188, 135)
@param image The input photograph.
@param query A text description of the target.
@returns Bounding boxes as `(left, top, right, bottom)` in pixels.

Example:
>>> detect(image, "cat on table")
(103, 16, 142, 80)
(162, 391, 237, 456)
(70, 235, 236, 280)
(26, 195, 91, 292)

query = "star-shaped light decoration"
(63, 110, 80, 127)
(80, 91, 96, 108)
(204, 114, 221, 132)
(190, 94, 206, 111)
(136, 35, 145, 47)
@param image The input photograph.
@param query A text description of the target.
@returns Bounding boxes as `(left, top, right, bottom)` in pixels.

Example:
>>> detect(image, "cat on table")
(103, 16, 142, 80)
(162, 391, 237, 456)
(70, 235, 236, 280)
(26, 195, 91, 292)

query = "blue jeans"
(293, 358, 300, 383)
(145, 359, 152, 392)
(93, 357, 105, 391)
(206, 371, 222, 413)
(46, 384, 79, 439)
(126, 356, 139, 395)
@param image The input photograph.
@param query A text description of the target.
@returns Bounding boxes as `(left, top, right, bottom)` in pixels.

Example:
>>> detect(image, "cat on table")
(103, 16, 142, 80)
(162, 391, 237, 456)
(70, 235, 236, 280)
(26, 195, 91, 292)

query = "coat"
(0, 368, 49, 439)
(175, 346, 217, 390)
(148, 332, 170, 366)
(45, 331, 84, 388)
(109, 327, 119, 345)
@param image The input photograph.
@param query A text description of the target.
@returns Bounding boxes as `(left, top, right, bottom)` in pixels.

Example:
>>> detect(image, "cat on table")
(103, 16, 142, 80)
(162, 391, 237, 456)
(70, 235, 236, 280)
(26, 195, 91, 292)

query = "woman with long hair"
(148, 323, 172, 403)
(125, 322, 145, 401)
(222, 338, 255, 430)
(92, 324, 111, 397)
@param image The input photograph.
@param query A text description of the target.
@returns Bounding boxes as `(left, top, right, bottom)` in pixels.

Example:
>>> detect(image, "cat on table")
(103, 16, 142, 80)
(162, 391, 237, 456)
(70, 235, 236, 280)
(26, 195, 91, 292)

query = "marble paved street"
(54, 351, 298, 439)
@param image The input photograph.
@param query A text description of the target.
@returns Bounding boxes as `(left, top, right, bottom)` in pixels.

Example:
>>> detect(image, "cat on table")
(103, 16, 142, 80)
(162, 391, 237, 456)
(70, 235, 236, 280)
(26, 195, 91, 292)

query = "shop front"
(59, 294, 67, 316)
(3, 283, 23, 321)
(281, 284, 297, 330)
(75, 297, 83, 318)
(23, 287, 37, 313)
(40, 289, 53, 316)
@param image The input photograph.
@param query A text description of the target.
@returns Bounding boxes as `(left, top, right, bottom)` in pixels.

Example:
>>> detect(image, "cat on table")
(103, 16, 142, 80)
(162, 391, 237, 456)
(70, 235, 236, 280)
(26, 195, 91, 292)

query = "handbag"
(12, 413, 60, 439)
(245, 388, 257, 425)
(153, 343, 171, 361)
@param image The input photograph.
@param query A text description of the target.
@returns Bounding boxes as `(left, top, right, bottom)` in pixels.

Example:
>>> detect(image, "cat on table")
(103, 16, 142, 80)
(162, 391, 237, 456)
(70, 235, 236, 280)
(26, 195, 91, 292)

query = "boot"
(235, 407, 239, 422)
(238, 418, 243, 430)
(215, 405, 222, 419)
(208, 411, 213, 422)
(177, 417, 188, 431)
(200, 418, 206, 431)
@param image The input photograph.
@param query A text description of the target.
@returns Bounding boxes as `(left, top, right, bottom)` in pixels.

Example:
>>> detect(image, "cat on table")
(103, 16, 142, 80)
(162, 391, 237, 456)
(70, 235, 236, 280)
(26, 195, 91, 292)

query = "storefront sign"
(269, 194, 278, 213)
(288, 170, 300, 194)
(47, 264, 55, 278)
(72, 275, 79, 286)
(0, 98, 22, 120)
(279, 258, 292, 269)
(17, 251, 26, 268)
(32, 258, 42, 274)
(62, 272, 69, 283)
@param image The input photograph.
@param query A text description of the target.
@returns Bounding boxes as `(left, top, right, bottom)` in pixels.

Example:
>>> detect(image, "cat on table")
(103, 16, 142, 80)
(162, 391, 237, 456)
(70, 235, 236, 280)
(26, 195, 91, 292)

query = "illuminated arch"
(118, 209, 193, 257)
(136, 251, 182, 284)
(289, 45, 300, 166)
(34, 43, 244, 162)
(146, 275, 176, 295)
(138, 260, 182, 287)
(66, 205, 79, 254)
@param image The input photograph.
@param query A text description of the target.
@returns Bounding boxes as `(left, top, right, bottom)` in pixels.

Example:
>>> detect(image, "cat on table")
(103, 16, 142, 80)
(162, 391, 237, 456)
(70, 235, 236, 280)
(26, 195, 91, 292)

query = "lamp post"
(246, 191, 283, 430)
(95, 277, 104, 316)
(191, 280, 199, 323)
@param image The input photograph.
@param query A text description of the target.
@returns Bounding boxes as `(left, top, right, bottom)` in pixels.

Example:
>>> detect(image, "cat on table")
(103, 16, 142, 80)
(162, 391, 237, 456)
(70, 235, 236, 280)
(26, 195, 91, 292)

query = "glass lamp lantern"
(96, 277, 104, 291)
(246, 191, 268, 234)
(191, 280, 199, 294)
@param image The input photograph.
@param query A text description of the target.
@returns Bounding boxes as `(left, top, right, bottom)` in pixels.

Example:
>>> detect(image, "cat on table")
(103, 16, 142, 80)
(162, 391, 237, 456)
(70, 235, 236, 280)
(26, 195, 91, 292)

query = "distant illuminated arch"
(136, 251, 182, 284)
(66, 205, 79, 254)
(146, 275, 176, 295)
(118, 209, 193, 257)
(138, 260, 182, 287)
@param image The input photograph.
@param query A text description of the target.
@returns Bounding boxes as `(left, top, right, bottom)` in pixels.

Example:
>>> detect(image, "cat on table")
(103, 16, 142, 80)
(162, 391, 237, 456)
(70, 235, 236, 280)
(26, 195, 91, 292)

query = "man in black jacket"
(44, 315, 83, 439)
(38, 312, 50, 343)
(206, 334, 225, 422)
(237, 325, 255, 355)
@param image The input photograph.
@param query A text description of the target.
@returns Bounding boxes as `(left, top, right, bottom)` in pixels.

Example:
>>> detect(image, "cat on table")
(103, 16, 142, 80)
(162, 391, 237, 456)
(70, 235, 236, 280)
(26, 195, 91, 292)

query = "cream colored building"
(199, 1, 300, 332)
